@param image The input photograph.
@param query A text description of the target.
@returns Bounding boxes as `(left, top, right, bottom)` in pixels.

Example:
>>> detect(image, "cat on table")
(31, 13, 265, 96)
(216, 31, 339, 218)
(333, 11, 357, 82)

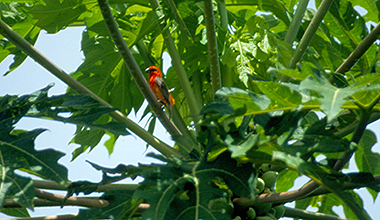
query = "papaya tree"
(1, 0, 380, 219)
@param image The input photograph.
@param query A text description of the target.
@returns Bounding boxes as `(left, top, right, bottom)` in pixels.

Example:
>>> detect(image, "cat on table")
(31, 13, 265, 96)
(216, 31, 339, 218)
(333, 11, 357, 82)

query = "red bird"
(145, 66, 175, 118)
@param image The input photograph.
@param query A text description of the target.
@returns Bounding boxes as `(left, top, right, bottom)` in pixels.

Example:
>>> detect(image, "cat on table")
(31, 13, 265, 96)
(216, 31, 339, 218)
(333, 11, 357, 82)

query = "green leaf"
(76, 190, 141, 219)
(1, 130, 68, 183)
(351, 74, 380, 108)
(0, 4, 40, 75)
(0, 207, 29, 218)
(299, 75, 376, 121)
(254, 81, 302, 111)
(355, 129, 380, 201)
(72, 32, 144, 115)
(0, 166, 35, 209)
(323, 0, 375, 72)
(347, 0, 379, 23)
(215, 87, 269, 115)
(226, 133, 259, 158)
(225, 0, 289, 25)
(275, 169, 298, 192)
(29, 0, 87, 33)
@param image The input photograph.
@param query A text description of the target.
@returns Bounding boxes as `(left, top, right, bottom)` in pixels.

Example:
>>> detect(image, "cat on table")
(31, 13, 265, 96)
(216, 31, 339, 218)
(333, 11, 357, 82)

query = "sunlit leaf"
(299, 75, 377, 121)
(29, 0, 87, 33)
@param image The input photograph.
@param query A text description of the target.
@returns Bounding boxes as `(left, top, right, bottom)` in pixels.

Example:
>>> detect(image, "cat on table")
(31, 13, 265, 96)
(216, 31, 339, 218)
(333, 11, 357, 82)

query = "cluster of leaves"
(70, 69, 380, 218)
(2, 0, 380, 219)
(0, 86, 129, 217)
(2, 0, 380, 155)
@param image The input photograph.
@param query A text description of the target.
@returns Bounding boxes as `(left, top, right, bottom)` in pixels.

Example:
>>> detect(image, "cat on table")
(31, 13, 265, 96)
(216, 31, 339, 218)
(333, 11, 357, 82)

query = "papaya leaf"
(226, 133, 259, 158)
(0, 165, 35, 209)
(347, 0, 379, 23)
(275, 169, 298, 192)
(224, 0, 289, 25)
(215, 87, 269, 114)
(133, 164, 187, 219)
(29, 0, 87, 33)
(0, 207, 29, 218)
(355, 129, 380, 201)
(299, 75, 377, 121)
(351, 74, 380, 108)
(286, 135, 351, 156)
(0, 108, 67, 209)
(0, 3, 41, 75)
(75, 190, 141, 219)
(254, 81, 302, 110)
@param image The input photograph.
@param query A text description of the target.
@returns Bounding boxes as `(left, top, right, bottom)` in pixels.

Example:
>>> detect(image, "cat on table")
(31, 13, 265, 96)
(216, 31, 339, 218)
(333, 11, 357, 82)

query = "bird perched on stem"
(145, 66, 175, 118)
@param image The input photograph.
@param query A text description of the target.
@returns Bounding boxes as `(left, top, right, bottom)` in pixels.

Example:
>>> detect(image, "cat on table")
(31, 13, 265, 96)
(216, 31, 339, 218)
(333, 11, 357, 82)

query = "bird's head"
(145, 66, 162, 77)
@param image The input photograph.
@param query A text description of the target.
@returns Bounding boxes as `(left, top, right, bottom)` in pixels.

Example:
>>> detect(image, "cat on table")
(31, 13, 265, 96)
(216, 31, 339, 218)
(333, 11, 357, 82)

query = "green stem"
(330, 110, 373, 220)
(171, 106, 199, 150)
(334, 110, 371, 171)
(97, 0, 183, 138)
(333, 88, 380, 171)
(286, 0, 334, 70)
(192, 69, 204, 106)
(0, 19, 182, 159)
(203, 0, 222, 94)
(284, 0, 310, 45)
(149, 0, 201, 124)
(136, 40, 197, 148)
(335, 22, 380, 74)
(217, 0, 228, 33)
(284, 207, 353, 220)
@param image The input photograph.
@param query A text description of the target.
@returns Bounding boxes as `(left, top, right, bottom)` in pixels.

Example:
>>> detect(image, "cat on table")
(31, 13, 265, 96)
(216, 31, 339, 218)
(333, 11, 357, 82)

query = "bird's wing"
(155, 76, 171, 105)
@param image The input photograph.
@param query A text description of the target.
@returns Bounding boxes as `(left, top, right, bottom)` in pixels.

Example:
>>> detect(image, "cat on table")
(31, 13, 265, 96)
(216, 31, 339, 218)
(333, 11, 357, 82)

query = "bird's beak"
(145, 68, 151, 73)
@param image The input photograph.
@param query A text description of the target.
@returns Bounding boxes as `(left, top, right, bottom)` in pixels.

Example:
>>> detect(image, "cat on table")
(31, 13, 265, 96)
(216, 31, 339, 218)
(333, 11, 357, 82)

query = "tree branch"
(32, 180, 139, 192)
(34, 188, 109, 208)
(238, 173, 380, 205)
(149, 0, 201, 124)
(135, 40, 198, 148)
(0, 19, 182, 159)
(96, 0, 183, 141)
